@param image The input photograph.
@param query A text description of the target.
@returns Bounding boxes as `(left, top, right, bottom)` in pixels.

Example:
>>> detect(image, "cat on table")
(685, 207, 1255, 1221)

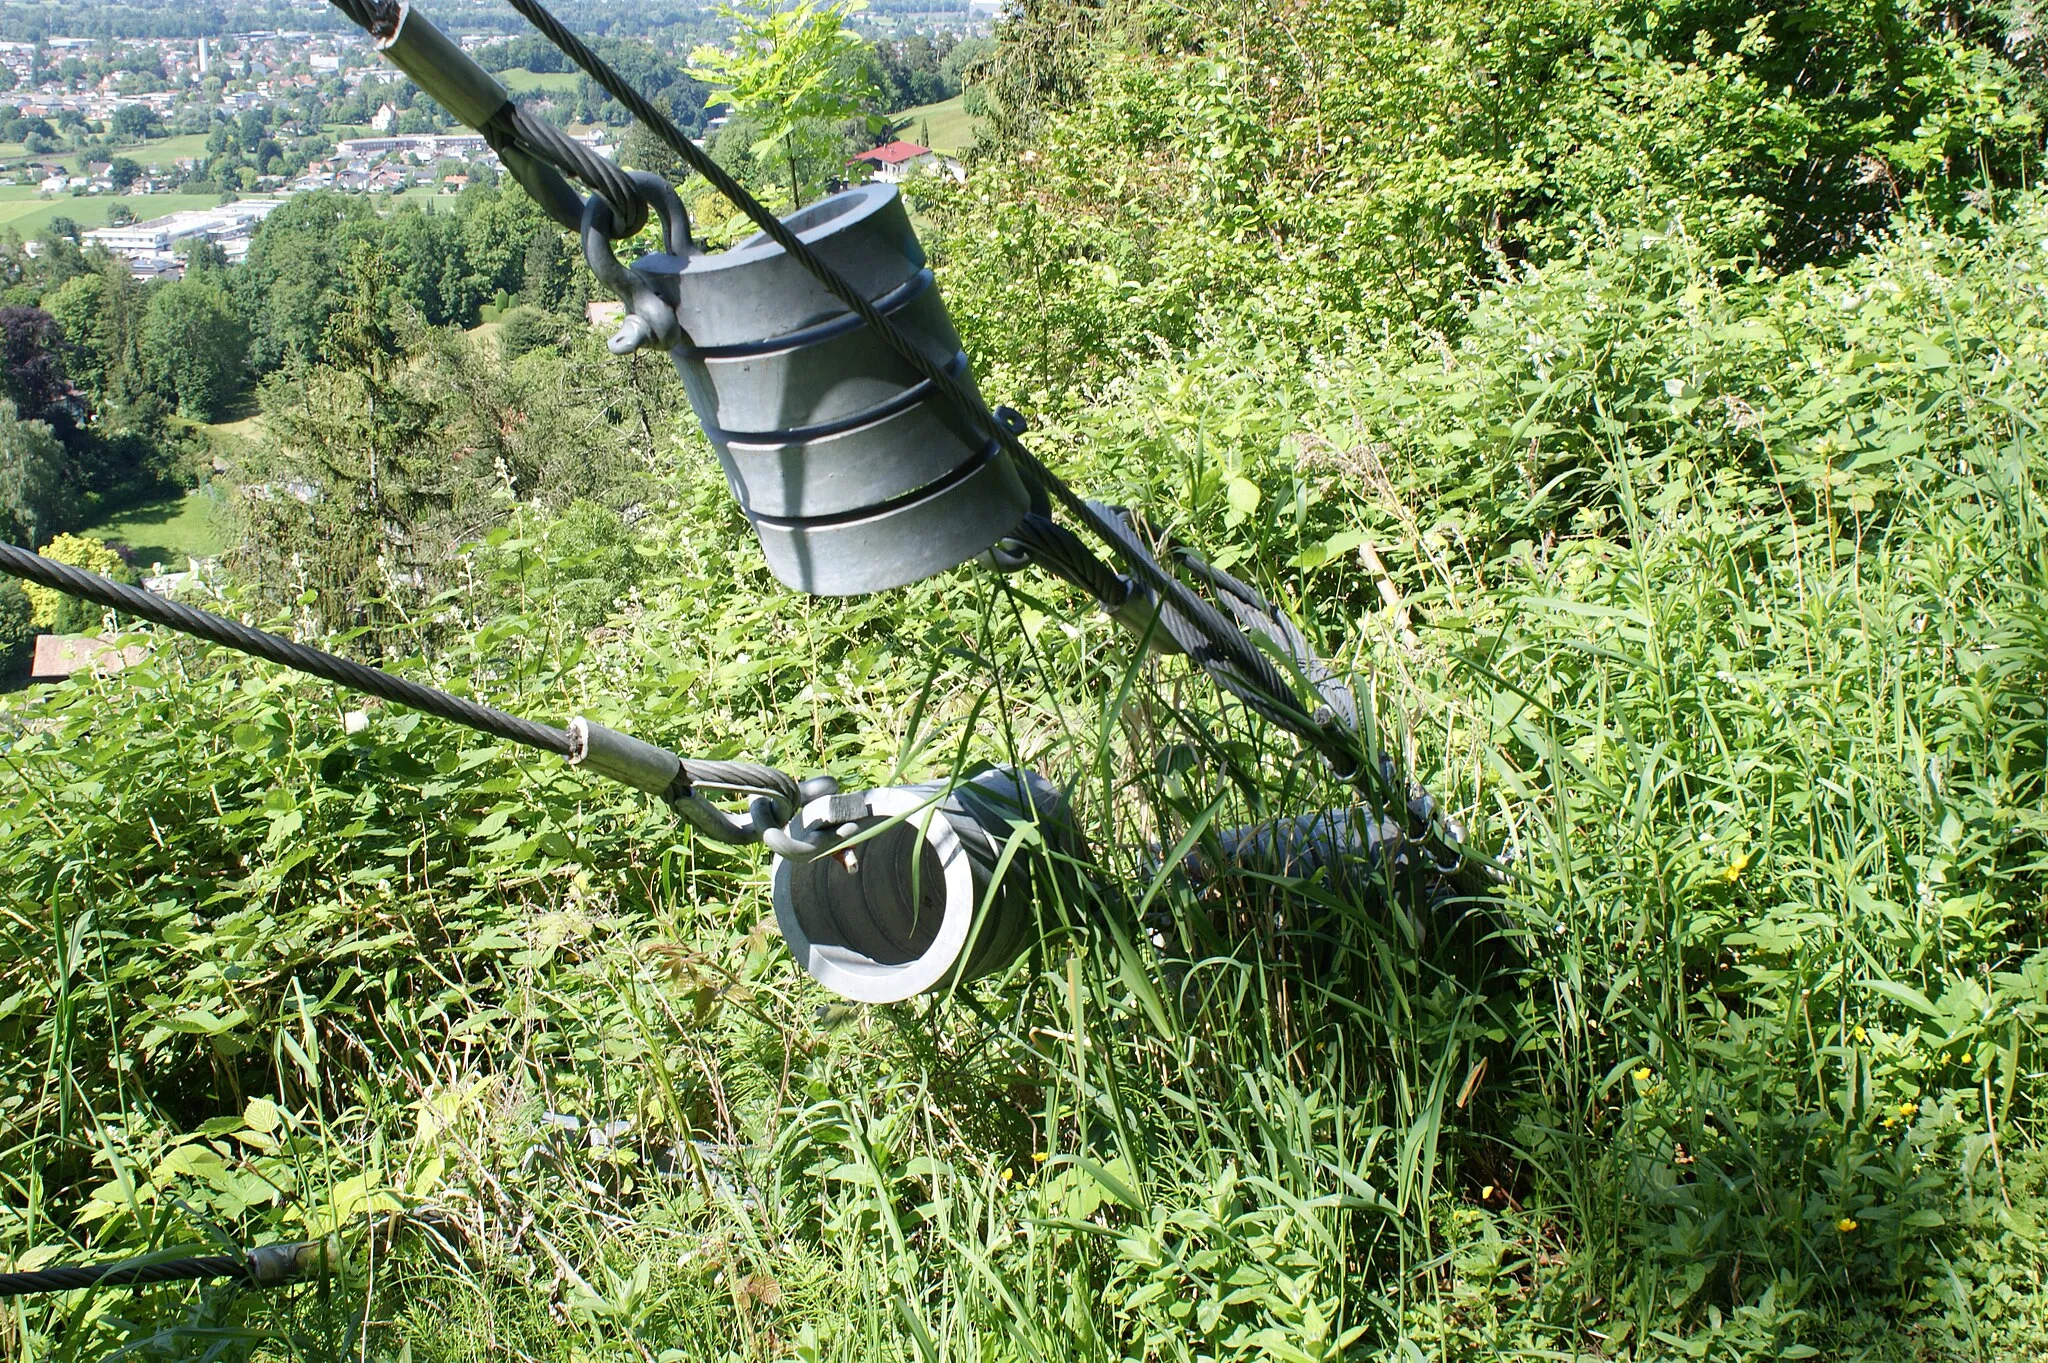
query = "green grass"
(0, 190, 225, 238)
(117, 131, 212, 168)
(0, 132, 212, 176)
(205, 412, 266, 445)
(498, 67, 583, 95)
(893, 93, 982, 155)
(77, 488, 226, 569)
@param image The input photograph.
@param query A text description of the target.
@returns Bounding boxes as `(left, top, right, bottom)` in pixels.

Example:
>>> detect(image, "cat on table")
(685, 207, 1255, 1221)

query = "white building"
(86, 199, 286, 259)
(848, 140, 960, 185)
(338, 131, 491, 159)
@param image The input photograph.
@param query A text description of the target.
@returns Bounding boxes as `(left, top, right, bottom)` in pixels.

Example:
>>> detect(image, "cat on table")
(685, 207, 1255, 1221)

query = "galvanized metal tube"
(373, 2, 513, 128)
(567, 718, 683, 797)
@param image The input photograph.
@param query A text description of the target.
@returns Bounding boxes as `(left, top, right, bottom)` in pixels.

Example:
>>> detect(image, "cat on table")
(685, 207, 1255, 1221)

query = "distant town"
(0, 25, 648, 276)
(1, 13, 984, 278)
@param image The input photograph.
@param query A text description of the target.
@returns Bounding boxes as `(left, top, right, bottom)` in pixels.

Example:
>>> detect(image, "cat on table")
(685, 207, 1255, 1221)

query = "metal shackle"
(769, 767, 1076, 1002)
(589, 183, 1030, 596)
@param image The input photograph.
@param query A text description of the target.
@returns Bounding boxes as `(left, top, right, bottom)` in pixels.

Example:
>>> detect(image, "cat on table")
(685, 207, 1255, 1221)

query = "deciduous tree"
(0, 397, 70, 548)
(689, 0, 882, 208)
(142, 276, 247, 420)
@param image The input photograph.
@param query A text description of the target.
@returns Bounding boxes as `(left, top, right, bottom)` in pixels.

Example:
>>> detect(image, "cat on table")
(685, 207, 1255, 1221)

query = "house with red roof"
(849, 139, 948, 185)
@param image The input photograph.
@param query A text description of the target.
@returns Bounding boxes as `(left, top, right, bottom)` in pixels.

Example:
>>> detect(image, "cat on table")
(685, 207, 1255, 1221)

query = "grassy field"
(121, 132, 212, 168)
(894, 93, 982, 155)
(0, 132, 212, 175)
(0, 186, 226, 238)
(498, 67, 583, 95)
(205, 412, 266, 445)
(77, 489, 226, 569)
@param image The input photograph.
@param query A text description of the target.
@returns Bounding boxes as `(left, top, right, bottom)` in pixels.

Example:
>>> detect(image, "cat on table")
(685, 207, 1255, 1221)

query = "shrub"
(25, 532, 131, 632)
(496, 304, 567, 361)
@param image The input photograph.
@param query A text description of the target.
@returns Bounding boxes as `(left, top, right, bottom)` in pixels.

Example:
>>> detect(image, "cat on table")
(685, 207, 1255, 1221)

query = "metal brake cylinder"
(599, 184, 1031, 596)
(770, 767, 1078, 1001)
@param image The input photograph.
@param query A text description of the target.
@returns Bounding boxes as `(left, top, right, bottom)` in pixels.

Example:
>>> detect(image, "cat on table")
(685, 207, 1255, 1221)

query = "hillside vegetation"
(893, 94, 981, 154)
(1, 0, 2047, 1359)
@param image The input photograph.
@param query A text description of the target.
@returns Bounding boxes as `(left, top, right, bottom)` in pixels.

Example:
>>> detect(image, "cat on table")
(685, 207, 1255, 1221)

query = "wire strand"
(0, 544, 572, 754)
(0, 1254, 246, 1298)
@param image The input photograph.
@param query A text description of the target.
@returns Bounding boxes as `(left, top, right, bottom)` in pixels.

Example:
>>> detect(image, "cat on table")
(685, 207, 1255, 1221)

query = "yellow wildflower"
(1633, 1067, 1653, 1085)
(1837, 1217, 1858, 1233)
(1032, 1151, 1050, 1163)
(1720, 851, 1754, 884)
(1852, 1026, 1867, 1043)
(1899, 1102, 1919, 1119)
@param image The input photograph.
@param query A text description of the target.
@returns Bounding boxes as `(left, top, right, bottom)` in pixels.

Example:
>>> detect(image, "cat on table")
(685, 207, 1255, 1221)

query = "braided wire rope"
(1000, 514, 1130, 607)
(326, 0, 382, 29)
(347, 0, 647, 236)
(0, 1241, 325, 1298)
(0, 545, 803, 815)
(485, 102, 647, 233)
(1, 544, 575, 756)
(0, 1254, 246, 1298)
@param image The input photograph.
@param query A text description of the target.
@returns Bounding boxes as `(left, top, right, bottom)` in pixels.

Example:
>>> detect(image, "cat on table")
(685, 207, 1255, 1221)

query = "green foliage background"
(3, 0, 2048, 1359)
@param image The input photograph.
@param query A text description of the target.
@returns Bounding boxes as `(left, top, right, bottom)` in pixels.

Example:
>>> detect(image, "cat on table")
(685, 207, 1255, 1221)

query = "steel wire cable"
(487, 103, 647, 233)
(336, 0, 646, 235)
(1000, 514, 1129, 606)
(326, 0, 381, 29)
(0, 1254, 247, 1297)
(0, 1241, 325, 1298)
(0, 544, 804, 814)
(0, 544, 576, 755)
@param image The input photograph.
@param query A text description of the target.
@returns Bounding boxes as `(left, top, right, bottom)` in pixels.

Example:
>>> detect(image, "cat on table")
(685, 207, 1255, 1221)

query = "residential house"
(849, 139, 938, 184)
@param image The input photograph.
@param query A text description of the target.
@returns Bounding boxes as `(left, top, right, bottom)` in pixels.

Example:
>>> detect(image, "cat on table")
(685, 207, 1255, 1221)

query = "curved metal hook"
(580, 170, 695, 354)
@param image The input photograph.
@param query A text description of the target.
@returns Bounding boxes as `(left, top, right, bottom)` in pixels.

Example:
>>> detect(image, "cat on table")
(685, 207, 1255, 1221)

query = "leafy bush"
(23, 531, 130, 632)
(496, 303, 568, 360)
(933, 0, 2046, 390)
